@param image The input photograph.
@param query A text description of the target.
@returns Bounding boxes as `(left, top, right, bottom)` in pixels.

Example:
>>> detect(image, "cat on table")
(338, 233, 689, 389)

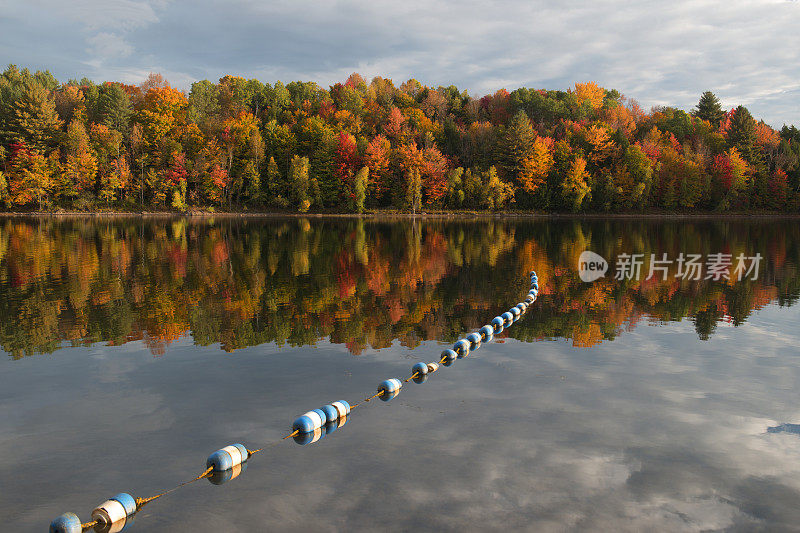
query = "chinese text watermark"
(579, 251, 761, 282)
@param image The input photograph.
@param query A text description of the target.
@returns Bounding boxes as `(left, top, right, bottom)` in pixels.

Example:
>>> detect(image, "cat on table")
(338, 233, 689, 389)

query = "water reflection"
(207, 462, 247, 485)
(0, 217, 797, 359)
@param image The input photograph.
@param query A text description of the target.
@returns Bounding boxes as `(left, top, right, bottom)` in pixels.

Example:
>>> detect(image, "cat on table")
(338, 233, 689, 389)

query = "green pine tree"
(499, 110, 535, 182)
(694, 91, 725, 127)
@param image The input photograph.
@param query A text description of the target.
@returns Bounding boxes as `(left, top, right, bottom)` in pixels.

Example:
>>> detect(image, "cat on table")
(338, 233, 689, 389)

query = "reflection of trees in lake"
(0, 218, 798, 358)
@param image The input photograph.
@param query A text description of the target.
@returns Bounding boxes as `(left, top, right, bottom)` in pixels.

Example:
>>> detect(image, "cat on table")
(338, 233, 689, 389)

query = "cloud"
(1, 0, 799, 124)
(86, 32, 134, 59)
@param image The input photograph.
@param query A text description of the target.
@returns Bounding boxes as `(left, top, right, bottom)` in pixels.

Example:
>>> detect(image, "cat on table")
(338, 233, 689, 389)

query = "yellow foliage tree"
(574, 82, 605, 111)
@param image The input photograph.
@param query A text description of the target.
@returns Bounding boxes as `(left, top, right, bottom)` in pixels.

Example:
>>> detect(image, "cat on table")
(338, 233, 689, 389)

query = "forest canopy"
(1, 66, 798, 213)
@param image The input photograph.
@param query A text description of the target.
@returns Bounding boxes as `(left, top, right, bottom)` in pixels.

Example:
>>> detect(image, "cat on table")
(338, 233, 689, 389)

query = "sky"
(1, 0, 799, 127)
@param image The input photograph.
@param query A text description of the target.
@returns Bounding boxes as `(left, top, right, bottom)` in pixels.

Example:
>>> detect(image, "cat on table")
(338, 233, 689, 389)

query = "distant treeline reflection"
(0, 217, 797, 358)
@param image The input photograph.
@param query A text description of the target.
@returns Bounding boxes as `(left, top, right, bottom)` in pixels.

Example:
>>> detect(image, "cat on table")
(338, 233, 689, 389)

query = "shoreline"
(1, 210, 800, 220)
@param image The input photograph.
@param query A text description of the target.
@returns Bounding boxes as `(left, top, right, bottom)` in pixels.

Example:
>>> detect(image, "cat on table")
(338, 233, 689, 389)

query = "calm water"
(2, 217, 800, 532)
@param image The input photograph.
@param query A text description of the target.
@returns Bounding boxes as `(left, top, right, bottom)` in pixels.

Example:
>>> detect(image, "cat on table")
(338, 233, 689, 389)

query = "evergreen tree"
(727, 106, 765, 205)
(498, 110, 535, 184)
(694, 91, 724, 126)
(727, 106, 760, 162)
(97, 84, 132, 133)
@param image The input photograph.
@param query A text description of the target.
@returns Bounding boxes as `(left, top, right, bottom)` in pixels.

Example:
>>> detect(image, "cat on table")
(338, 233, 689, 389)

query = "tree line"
(1, 65, 799, 213)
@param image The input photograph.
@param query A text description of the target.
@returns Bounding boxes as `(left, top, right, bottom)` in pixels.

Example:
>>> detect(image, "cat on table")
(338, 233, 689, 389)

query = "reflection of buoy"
(491, 316, 505, 333)
(49, 512, 82, 533)
(90, 493, 137, 533)
(381, 389, 400, 401)
(293, 427, 325, 445)
(479, 325, 494, 342)
(325, 414, 347, 436)
(206, 444, 249, 472)
(453, 339, 471, 358)
(92, 514, 135, 533)
(208, 462, 248, 485)
(378, 379, 402, 401)
(466, 332, 482, 351)
(440, 349, 457, 366)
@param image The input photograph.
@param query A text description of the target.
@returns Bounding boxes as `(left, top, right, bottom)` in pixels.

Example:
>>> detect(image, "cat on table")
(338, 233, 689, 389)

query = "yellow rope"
(351, 389, 385, 409)
(135, 466, 214, 509)
(81, 519, 99, 530)
(403, 372, 420, 383)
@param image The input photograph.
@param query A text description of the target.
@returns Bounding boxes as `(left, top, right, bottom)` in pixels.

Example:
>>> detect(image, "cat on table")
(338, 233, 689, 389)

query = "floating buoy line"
(49, 272, 541, 533)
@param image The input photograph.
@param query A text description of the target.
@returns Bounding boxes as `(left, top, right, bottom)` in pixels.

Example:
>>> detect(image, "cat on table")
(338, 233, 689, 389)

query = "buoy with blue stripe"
(49, 512, 82, 533)
(466, 332, 482, 350)
(440, 349, 457, 366)
(292, 410, 324, 434)
(501, 311, 514, 326)
(321, 404, 339, 424)
(208, 462, 248, 485)
(479, 325, 494, 342)
(331, 400, 351, 420)
(206, 443, 249, 472)
(91, 492, 137, 533)
(412, 361, 429, 378)
(516, 302, 527, 313)
(509, 306, 521, 318)
(491, 316, 505, 333)
(453, 339, 471, 358)
(378, 378, 402, 401)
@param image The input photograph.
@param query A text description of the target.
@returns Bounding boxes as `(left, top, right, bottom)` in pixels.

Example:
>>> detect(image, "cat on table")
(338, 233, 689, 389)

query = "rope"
(81, 519, 98, 531)
(249, 429, 301, 455)
(351, 389, 384, 409)
(403, 371, 420, 383)
(134, 466, 214, 509)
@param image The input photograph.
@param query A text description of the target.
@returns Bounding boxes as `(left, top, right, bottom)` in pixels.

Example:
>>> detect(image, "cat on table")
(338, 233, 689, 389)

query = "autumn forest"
(1, 66, 799, 213)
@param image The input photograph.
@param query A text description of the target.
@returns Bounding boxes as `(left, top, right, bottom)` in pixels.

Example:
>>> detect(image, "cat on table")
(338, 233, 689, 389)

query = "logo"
(578, 251, 608, 282)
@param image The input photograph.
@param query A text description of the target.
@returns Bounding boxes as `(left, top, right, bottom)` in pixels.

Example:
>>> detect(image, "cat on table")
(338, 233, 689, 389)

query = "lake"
(2, 216, 800, 532)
